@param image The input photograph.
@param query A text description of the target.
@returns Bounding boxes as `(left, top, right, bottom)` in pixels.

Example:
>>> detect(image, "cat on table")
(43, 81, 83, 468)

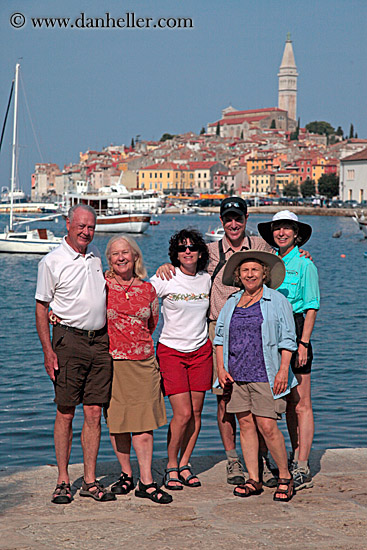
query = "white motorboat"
(95, 212, 151, 233)
(0, 64, 62, 254)
(205, 226, 225, 241)
(64, 184, 163, 216)
(352, 211, 367, 238)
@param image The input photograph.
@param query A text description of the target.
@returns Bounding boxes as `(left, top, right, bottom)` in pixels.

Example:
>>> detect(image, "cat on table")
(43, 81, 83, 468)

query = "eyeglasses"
(221, 201, 246, 213)
(177, 244, 199, 253)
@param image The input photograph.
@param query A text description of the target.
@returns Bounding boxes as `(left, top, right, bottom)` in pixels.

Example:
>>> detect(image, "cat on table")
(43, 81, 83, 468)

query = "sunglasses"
(177, 244, 199, 253)
(222, 201, 246, 212)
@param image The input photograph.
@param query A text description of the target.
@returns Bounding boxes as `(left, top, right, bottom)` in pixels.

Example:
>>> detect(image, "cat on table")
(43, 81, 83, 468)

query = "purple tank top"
(228, 301, 268, 382)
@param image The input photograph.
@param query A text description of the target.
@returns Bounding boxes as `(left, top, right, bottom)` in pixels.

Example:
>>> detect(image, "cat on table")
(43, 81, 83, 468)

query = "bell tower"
(278, 33, 298, 121)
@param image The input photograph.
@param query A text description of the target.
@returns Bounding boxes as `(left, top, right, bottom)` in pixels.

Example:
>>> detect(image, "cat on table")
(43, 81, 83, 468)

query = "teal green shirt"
(276, 246, 320, 314)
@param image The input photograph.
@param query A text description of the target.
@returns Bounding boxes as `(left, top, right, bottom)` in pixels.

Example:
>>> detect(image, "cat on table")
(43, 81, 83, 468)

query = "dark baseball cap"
(220, 196, 248, 217)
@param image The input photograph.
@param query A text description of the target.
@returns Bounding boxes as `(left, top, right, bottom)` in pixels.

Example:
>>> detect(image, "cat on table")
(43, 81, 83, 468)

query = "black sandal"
(273, 477, 294, 502)
(79, 479, 116, 501)
(51, 482, 73, 504)
(111, 472, 134, 495)
(135, 480, 173, 504)
(178, 464, 201, 487)
(233, 478, 263, 498)
(163, 468, 183, 490)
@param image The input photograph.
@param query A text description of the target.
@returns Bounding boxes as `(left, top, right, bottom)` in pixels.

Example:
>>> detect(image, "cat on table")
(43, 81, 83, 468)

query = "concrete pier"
(1, 448, 366, 550)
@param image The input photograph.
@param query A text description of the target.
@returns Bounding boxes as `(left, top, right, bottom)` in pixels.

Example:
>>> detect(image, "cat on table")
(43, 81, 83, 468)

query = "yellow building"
(250, 170, 275, 195)
(138, 162, 195, 193)
(274, 170, 301, 195)
(246, 156, 274, 176)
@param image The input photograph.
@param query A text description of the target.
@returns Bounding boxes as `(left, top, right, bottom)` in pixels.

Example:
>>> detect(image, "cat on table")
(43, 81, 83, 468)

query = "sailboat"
(0, 64, 62, 254)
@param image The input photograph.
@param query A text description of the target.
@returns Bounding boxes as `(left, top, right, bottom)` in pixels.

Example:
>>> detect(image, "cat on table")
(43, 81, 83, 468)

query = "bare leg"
(179, 391, 205, 483)
(166, 392, 192, 487)
(54, 405, 75, 484)
(256, 416, 291, 500)
(286, 373, 314, 462)
(132, 431, 154, 485)
(236, 411, 260, 482)
(110, 432, 132, 476)
(81, 405, 102, 484)
(217, 395, 236, 451)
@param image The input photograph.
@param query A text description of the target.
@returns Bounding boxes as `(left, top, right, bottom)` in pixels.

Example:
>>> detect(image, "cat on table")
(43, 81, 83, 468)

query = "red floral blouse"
(106, 277, 159, 360)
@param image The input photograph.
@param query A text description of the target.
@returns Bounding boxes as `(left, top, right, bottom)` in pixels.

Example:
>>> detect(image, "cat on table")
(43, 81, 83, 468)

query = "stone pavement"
(1, 448, 366, 550)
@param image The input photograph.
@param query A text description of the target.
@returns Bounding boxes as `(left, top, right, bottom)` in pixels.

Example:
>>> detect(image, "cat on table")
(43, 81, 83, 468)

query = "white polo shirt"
(35, 237, 106, 330)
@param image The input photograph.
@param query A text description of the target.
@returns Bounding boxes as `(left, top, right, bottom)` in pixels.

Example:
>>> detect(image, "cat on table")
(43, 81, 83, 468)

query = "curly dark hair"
(168, 227, 209, 272)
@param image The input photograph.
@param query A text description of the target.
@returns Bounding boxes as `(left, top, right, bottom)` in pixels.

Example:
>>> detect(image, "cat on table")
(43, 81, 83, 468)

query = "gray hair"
(68, 204, 97, 223)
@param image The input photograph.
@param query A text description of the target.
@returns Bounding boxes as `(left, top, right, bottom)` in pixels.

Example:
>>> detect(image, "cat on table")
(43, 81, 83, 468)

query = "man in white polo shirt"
(35, 204, 115, 504)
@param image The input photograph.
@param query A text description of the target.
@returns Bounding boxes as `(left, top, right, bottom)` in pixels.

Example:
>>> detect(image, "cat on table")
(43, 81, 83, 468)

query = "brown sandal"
(273, 477, 294, 502)
(51, 482, 73, 504)
(80, 479, 116, 501)
(233, 478, 263, 498)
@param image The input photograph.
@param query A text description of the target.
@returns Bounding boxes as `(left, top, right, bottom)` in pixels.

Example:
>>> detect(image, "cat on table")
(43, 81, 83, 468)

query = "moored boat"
(95, 212, 151, 233)
(352, 211, 367, 238)
(0, 64, 62, 254)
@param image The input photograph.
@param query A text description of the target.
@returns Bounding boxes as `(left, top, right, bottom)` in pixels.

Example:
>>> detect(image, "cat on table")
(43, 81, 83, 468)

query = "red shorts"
(156, 339, 213, 397)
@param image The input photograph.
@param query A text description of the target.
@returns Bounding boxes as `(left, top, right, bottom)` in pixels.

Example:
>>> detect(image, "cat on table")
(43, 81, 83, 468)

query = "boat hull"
(0, 229, 62, 254)
(95, 213, 151, 233)
(353, 212, 367, 238)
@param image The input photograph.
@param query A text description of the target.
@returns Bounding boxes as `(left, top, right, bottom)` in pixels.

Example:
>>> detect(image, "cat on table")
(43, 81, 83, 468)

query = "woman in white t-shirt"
(150, 228, 212, 491)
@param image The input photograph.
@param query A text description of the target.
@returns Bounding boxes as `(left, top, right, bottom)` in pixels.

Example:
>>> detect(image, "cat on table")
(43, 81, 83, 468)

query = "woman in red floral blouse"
(105, 235, 171, 505)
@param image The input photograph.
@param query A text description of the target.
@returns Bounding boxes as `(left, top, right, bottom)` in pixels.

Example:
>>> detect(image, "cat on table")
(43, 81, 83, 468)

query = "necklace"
(239, 287, 263, 309)
(115, 276, 135, 300)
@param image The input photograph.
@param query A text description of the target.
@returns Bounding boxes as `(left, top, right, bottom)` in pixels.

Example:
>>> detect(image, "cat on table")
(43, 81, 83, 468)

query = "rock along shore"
(1, 448, 366, 550)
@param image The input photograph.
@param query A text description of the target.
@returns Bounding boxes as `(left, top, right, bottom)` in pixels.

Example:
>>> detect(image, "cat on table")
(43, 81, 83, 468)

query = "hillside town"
(30, 36, 367, 206)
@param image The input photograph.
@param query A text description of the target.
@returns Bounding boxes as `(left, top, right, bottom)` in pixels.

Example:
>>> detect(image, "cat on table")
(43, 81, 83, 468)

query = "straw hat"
(222, 250, 286, 289)
(257, 210, 312, 248)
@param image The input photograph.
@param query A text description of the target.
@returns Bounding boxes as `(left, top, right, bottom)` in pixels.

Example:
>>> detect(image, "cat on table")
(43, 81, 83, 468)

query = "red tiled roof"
(341, 147, 367, 162)
(223, 107, 285, 117)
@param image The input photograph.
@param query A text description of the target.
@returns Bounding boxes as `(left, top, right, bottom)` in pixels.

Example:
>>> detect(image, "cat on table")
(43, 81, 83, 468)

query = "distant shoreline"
(165, 206, 358, 217)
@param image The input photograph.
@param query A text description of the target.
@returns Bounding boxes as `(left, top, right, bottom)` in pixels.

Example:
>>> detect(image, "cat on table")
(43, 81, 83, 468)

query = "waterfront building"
(339, 148, 367, 202)
(250, 170, 275, 195)
(278, 33, 298, 122)
(31, 163, 61, 199)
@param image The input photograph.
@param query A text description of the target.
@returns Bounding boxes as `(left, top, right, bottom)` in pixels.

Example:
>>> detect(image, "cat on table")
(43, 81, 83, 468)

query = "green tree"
(200, 127, 205, 135)
(335, 126, 344, 137)
(300, 178, 316, 197)
(349, 123, 354, 139)
(160, 133, 175, 142)
(270, 119, 276, 129)
(240, 130, 244, 139)
(130, 137, 135, 149)
(283, 182, 299, 197)
(318, 173, 339, 199)
(305, 121, 335, 136)
(216, 121, 220, 136)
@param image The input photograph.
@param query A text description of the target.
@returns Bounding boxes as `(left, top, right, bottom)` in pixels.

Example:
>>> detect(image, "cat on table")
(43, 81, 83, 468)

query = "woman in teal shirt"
(258, 211, 320, 492)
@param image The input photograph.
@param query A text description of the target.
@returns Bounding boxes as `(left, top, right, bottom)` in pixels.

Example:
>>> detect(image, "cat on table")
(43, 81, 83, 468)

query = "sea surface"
(0, 212, 366, 468)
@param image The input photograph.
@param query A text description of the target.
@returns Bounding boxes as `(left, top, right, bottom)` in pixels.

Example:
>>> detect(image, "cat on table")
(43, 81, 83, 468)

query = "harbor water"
(0, 213, 366, 467)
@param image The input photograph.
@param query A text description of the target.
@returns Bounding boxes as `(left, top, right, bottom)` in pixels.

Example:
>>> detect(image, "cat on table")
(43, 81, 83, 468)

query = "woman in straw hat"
(258, 211, 320, 491)
(214, 250, 297, 501)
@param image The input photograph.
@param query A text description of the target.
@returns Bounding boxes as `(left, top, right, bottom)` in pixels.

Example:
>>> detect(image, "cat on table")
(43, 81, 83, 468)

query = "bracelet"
(299, 341, 309, 348)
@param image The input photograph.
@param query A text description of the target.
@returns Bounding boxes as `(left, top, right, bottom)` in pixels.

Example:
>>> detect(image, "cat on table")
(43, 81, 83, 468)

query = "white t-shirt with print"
(150, 268, 211, 352)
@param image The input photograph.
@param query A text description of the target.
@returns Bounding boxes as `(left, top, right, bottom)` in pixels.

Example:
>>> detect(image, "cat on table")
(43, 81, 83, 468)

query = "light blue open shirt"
(214, 285, 298, 399)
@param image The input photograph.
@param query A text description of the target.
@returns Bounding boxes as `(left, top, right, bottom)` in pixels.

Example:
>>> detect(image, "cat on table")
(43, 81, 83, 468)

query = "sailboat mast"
(9, 63, 20, 231)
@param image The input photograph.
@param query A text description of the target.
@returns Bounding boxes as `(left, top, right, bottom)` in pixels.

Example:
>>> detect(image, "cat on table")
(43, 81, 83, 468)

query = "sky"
(0, 0, 366, 194)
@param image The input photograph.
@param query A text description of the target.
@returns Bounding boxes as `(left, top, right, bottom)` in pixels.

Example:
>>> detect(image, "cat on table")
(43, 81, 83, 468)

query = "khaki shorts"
(208, 320, 223, 396)
(226, 381, 286, 420)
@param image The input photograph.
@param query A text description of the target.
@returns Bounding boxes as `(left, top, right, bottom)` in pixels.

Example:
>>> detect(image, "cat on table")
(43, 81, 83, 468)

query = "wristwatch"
(299, 341, 309, 348)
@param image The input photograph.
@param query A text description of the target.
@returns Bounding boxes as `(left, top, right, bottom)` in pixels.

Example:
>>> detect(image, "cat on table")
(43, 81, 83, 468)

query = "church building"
(207, 35, 298, 138)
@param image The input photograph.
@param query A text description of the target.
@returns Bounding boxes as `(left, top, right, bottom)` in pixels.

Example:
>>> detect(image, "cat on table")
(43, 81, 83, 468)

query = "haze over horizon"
(0, 0, 366, 194)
